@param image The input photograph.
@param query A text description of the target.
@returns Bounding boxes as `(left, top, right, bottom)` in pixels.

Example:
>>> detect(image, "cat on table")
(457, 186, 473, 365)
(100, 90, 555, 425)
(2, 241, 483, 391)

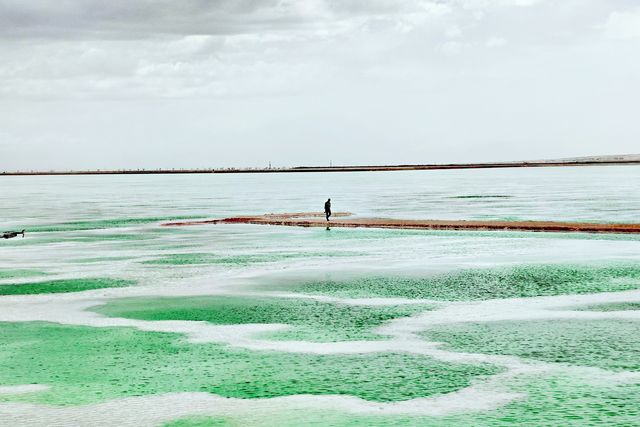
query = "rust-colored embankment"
(162, 213, 640, 234)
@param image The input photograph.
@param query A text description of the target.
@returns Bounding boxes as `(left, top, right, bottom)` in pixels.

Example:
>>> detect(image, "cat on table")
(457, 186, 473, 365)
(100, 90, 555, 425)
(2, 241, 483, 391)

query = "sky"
(1, 0, 639, 171)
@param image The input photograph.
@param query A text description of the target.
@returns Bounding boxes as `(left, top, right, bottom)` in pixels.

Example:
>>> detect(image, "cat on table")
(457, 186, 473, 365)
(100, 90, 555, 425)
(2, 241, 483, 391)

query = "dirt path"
(162, 213, 640, 234)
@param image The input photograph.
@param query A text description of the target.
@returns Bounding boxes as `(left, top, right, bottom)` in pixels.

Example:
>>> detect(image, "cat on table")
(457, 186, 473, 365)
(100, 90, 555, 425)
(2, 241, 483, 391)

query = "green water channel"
(94, 296, 433, 342)
(276, 264, 640, 300)
(0, 322, 500, 406)
(0, 278, 135, 295)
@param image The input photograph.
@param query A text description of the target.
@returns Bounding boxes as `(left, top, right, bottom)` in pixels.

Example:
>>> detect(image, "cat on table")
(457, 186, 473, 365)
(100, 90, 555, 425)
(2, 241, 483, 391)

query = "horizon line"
(3, 158, 640, 176)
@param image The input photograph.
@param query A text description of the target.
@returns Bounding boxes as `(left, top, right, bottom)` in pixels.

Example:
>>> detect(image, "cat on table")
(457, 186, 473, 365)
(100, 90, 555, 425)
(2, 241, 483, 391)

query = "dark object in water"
(2, 230, 25, 239)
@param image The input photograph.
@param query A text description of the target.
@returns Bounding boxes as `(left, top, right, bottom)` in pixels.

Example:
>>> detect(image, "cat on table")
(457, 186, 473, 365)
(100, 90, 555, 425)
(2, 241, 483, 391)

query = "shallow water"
(1, 167, 639, 426)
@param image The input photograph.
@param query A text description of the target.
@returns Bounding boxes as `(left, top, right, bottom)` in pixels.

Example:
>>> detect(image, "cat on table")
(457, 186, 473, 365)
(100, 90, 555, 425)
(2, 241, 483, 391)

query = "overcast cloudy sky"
(1, 0, 639, 170)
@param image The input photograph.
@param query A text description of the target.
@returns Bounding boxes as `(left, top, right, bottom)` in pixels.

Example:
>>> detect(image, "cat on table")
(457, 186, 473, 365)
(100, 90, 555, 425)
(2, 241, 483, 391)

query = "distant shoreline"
(3, 160, 640, 176)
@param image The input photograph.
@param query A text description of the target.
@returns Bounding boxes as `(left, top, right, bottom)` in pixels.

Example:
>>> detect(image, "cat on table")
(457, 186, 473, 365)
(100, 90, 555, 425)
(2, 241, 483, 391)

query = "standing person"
(324, 198, 331, 221)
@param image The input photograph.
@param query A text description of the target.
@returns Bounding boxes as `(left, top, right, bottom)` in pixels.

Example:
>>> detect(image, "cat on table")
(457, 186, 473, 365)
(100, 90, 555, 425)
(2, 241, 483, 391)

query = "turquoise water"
(1, 167, 640, 426)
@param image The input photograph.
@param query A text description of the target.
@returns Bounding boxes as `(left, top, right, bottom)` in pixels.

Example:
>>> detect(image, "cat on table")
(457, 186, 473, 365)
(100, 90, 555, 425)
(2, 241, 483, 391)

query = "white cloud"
(1, 0, 640, 169)
(485, 36, 507, 47)
(461, 0, 545, 10)
(445, 25, 463, 38)
(602, 7, 640, 40)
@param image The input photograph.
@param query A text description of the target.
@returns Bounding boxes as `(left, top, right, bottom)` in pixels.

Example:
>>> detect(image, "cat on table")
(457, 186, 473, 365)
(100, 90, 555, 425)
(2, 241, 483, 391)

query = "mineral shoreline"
(162, 213, 640, 234)
(4, 159, 640, 176)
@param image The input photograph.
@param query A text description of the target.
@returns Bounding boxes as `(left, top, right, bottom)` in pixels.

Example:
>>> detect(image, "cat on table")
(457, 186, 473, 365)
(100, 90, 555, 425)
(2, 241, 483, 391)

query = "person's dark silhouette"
(2, 230, 25, 239)
(324, 198, 331, 221)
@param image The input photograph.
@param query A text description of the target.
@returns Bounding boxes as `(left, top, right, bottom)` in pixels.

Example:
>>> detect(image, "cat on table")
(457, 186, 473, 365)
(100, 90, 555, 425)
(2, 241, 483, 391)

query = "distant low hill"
(537, 154, 640, 163)
(3, 154, 640, 176)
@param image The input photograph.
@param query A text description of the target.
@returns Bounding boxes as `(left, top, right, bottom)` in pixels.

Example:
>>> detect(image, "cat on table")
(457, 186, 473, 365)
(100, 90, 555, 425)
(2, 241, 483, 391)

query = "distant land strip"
(3, 159, 640, 176)
(163, 213, 640, 234)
